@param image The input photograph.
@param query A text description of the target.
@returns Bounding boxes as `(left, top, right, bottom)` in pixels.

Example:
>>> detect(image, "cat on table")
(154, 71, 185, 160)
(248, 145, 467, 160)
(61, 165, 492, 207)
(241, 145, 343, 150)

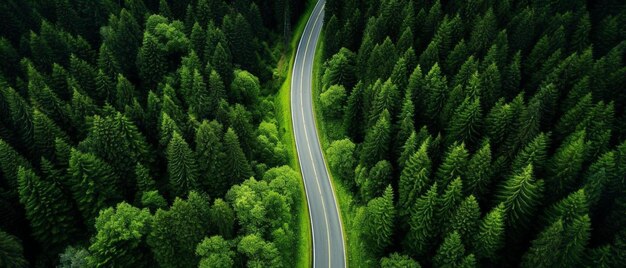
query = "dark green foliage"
(399, 139, 431, 216)
(473, 204, 505, 260)
(17, 167, 75, 255)
(167, 132, 199, 197)
(434, 231, 468, 268)
(222, 128, 253, 184)
(148, 192, 211, 268)
(195, 120, 225, 196)
(406, 183, 438, 256)
(496, 165, 544, 230)
(0, 230, 27, 268)
(436, 143, 469, 189)
(68, 149, 120, 227)
(361, 186, 395, 254)
(360, 110, 392, 167)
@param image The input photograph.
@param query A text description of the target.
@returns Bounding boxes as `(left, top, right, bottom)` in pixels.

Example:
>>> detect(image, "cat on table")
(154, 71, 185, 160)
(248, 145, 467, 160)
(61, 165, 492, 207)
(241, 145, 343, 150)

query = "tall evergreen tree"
(360, 110, 392, 167)
(473, 204, 506, 260)
(406, 183, 438, 256)
(222, 128, 253, 184)
(195, 120, 225, 196)
(0, 230, 27, 268)
(361, 186, 395, 254)
(167, 132, 199, 197)
(436, 143, 469, 189)
(496, 165, 544, 230)
(399, 139, 431, 217)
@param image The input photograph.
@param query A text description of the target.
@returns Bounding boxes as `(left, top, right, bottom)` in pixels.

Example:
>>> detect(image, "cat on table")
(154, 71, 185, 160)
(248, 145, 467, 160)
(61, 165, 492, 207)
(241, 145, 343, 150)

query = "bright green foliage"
(230, 70, 260, 107)
(236, 234, 282, 268)
(474, 204, 506, 260)
(399, 139, 431, 216)
(140, 190, 167, 212)
(320, 85, 347, 118)
(68, 149, 120, 227)
(210, 199, 235, 239)
(360, 110, 391, 167)
(148, 192, 211, 268)
(0, 230, 27, 268)
(406, 183, 439, 256)
(436, 143, 469, 189)
(159, 112, 182, 147)
(368, 79, 399, 127)
(167, 132, 199, 197)
(395, 92, 415, 156)
(256, 121, 288, 167)
(434, 231, 467, 268)
(484, 100, 514, 146)
(542, 189, 589, 227)
(17, 167, 75, 255)
(88, 203, 153, 267)
(196, 236, 234, 268)
(222, 128, 253, 184)
(448, 195, 480, 245)
(424, 64, 448, 126)
(465, 141, 492, 199)
(361, 186, 395, 254)
(381, 253, 421, 268)
(496, 165, 544, 230)
(326, 139, 356, 182)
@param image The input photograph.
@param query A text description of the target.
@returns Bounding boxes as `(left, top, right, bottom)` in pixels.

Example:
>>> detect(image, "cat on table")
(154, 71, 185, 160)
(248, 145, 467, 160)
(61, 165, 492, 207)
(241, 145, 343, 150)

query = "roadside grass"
(273, 1, 315, 267)
(311, 34, 377, 267)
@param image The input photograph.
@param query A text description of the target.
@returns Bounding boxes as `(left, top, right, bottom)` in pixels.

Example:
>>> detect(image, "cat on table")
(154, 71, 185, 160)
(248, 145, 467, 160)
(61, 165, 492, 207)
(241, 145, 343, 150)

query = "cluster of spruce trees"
(0, 0, 307, 267)
(321, 0, 626, 267)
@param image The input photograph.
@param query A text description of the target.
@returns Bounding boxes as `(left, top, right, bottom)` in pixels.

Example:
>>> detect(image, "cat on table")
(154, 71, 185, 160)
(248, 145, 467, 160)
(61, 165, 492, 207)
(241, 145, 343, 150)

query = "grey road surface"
(291, 1, 346, 267)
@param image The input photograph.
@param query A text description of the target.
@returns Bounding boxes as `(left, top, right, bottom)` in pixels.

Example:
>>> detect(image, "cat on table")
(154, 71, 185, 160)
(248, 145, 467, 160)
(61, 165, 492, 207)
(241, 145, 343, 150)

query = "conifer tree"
(67, 149, 120, 227)
(496, 165, 544, 230)
(360, 110, 391, 167)
(3, 87, 34, 151)
(424, 64, 448, 127)
(466, 141, 492, 199)
(33, 109, 69, 161)
(474, 204, 506, 260)
(448, 195, 481, 246)
(446, 97, 482, 147)
(359, 160, 392, 201)
(439, 177, 464, 226)
(381, 253, 421, 268)
(395, 92, 415, 156)
(222, 128, 253, 184)
(0, 230, 27, 268)
(195, 120, 225, 196)
(148, 192, 211, 268)
(511, 133, 549, 174)
(344, 81, 366, 142)
(0, 139, 31, 193)
(547, 131, 586, 198)
(399, 139, 431, 216)
(210, 198, 235, 239)
(361, 186, 395, 254)
(167, 132, 199, 197)
(17, 167, 76, 255)
(436, 143, 469, 189)
(406, 183, 438, 256)
(135, 163, 156, 194)
(434, 231, 467, 268)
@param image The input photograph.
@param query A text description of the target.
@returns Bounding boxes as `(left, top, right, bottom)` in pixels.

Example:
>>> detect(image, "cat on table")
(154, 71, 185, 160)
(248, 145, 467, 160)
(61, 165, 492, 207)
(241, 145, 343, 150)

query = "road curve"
(290, 1, 346, 267)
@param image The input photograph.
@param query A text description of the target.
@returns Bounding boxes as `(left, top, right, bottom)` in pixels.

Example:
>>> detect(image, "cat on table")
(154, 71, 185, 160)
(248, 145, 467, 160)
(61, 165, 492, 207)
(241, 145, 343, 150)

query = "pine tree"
(399, 139, 431, 217)
(542, 189, 589, 227)
(17, 167, 76, 255)
(362, 186, 395, 254)
(344, 81, 366, 142)
(496, 165, 544, 230)
(148, 192, 211, 268)
(190, 23, 206, 60)
(207, 70, 226, 118)
(446, 97, 482, 148)
(368, 79, 399, 128)
(436, 143, 469, 189)
(395, 92, 415, 156)
(68, 149, 120, 227)
(88, 203, 153, 267)
(3, 87, 34, 151)
(137, 31, 167, 88)
(222, 128, 253, 184)
(511, 133, 549, 174)
(101, 9, 142, 75)
(473, 204, 505, 260)
(547, 131, 586, 198)
(466, 141, 492, 199)
(439, 177, 464, 226)
(167, 132, 199, 197)
(0, 139, 31, 193)
(406, 183, 438, 256)
(33, 109, 69, 161)
(115, 74, 135, 111)
(195, 120, 225, 196)
(135, 163, 156, 194)
(448, 195, 481, 246)
(360, 110, 391, 167)
(434, 231, 467, 268)
(424, 64, 448, 127)
(359, 160, 392, 201)
(484, 99, 514, 147)
(469, 9, 497, 53)
(381, 253, 421, 268)
(0, 230, 27, 268)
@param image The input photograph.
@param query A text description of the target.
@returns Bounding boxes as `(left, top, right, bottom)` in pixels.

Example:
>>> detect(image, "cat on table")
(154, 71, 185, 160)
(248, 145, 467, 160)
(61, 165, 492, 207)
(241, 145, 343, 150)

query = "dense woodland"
(0, 0, 307, 267)
(320, 0, 626, 267)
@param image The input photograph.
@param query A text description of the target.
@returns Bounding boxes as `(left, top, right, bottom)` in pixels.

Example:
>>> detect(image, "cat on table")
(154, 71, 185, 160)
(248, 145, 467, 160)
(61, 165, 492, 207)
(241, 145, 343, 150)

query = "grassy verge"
(273, 2, 315, 267)
(311, 33, 377, 267)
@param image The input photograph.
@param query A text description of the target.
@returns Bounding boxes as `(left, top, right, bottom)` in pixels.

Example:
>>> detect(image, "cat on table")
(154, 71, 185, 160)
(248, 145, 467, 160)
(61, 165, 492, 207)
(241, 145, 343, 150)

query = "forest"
(319, 0, 626, 267)
(0, 0, 308, 267)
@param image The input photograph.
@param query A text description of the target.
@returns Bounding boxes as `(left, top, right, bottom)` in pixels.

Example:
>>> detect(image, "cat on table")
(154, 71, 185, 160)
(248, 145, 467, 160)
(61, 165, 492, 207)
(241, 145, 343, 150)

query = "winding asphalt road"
(291, 1, 346, 267)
